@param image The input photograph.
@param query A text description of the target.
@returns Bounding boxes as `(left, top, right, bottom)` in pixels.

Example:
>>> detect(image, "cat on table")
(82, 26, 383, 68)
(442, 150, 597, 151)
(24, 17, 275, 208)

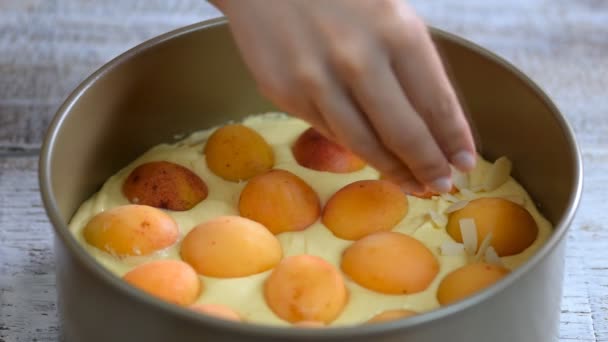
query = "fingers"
(333, 49, 453, 193)
(297, 61, 425, 193)
(256, 69, 335, 140)
(386, 15, 477, 172)
(220, 0, 477, 195)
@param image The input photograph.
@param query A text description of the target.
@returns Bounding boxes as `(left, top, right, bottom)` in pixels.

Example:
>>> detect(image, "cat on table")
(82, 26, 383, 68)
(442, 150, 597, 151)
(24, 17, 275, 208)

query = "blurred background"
(0, 1, 606, 341)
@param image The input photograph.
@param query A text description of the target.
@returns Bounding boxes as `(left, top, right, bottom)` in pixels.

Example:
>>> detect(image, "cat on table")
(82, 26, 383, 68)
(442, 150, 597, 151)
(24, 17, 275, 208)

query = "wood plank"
(0, 0, 220, 149)
(0, 156, 58, 342)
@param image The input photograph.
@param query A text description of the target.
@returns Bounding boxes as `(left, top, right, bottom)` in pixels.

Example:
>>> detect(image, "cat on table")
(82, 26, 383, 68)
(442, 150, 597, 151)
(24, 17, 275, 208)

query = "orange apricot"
(292, 127, 366, 173)
(341, 232, 438, 295)
(379, 174, 457, 198)
(293, 321, 326, 328)
(264, 255, 348, 324)
(408, 186, 458, 199)
(83, 204, 178, 257)
(123, 161, 208, 211)
(322, 180, 408, 240)
(437, 262, 510, 305)
(446, 197, 538, 256)
(180, 216, 282, 277)
(204, 124, 274, 181)
(238, 169, 321, 234)
(367, 309, 417, 324)
(189, 304, 241, 321)
(123, 260, 201, 306)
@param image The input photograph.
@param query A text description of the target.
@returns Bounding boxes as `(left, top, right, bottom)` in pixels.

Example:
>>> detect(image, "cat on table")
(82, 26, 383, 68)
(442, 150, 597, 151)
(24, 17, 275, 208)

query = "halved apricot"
(83, 204, 178, 257)
(446, 197, 538, 256)
(204, 124, 274, 181)
(239, 169, 321, 234)
(367, 309, 417, 324)
(264, 255, 348, 324)
(322, 180, 408, 240)
(123, 260, 201, 306)
(293, 321, 326, 328)
(180, 216, 282, 277)
(437, 262, 510, 305)
(341, 232, 438, 295)
(292, 127, 366, 173)
(123, 161, 208, 211)
(408, 186, 458, 199)
(189, 304, 241, 321)
(379, 174, 457, 198)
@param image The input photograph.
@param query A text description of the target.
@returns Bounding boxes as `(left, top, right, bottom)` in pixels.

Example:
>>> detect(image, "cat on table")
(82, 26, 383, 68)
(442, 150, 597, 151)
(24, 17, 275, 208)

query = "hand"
(210, 0, 476, 193)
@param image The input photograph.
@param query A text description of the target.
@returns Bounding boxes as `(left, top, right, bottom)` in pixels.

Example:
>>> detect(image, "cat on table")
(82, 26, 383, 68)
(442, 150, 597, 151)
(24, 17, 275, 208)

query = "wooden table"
(0, 1, 606, 341)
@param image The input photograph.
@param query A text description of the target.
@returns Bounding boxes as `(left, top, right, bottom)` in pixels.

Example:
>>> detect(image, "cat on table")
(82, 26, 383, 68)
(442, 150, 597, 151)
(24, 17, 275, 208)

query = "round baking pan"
(40, 18, 582, 342)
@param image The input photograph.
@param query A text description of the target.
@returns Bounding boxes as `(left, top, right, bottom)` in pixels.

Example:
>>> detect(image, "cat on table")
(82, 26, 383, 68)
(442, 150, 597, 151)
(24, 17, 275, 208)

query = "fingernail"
(451, 150, 476, 171)
(429, 177, 452, 193)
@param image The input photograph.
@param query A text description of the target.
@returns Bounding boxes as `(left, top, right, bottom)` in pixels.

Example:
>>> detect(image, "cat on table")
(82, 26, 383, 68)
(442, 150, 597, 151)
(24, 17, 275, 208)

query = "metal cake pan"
(39, 18, 582, 342)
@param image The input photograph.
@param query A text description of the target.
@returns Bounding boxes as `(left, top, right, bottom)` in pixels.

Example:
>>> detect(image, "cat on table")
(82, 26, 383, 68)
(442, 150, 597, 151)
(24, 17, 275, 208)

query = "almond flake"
(459, 218, 478, 256)
(428, 209, 448, 227)
(482, 156, 512, 191)
(485, 247, 504, 267)
(475, 232, 494, 261)
(444, 200, 470, 214)
(441, 193, 460, 203)
(452, 170, 470, 190)
(440, 241, 466, 256)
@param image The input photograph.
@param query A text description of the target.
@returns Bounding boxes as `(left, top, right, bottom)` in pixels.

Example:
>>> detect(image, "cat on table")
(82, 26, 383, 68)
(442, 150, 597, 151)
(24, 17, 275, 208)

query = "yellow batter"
(68, 112, 552, 326)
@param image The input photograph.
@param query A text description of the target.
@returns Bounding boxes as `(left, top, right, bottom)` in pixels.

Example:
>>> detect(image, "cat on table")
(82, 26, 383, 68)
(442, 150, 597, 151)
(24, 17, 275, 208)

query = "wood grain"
(0, 0, 606, 341)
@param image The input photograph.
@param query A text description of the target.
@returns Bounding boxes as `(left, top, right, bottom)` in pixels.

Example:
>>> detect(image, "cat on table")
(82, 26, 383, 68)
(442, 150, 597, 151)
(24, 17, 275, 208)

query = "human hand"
(210, 0, 476, 194)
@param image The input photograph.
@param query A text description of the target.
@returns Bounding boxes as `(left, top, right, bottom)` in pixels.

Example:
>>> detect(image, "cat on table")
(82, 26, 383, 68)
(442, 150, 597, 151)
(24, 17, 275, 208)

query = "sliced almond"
(428, 209, 448, 227)
(441, 193, 460, 203)
(408, 215, 428, 234)
(459, 218, 478, 256)
(444, 200, 470, 214)
(452, 169, 470, 190)
(475, 232, 494, 261)
(482, 156, 512, 191)
(439, 241, 466, 256)
(484, 247, 504, 267)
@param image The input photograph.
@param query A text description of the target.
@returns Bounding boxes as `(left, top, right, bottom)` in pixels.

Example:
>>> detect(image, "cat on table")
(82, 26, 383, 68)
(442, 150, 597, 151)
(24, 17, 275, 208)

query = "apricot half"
(204, 124, 274, 181)
(264, 255, 348, 324)
(446, 197, 538, 256)
(408, 186, 458, 199)
(341, 232, 438, 295)
(180, 216, 282, 277)
(83, 204, 178, 257)
(293, 321, 326, 328)
(292, 127, 366, 173)
(239, 169, 321, 234)
(123, 161, 208, 211)
(379, 174, 457, 199)
(189, 304, 241, 321)
(322, 180, 408, 240)
(123, 260, 201, 306)
(437, 262, 510, 305)
(367, 310, 417, 324)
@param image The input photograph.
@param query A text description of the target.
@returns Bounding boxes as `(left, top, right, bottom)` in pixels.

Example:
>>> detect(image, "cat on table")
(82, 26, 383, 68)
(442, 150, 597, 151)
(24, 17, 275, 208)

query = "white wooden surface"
(0, 1, 607, 341)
